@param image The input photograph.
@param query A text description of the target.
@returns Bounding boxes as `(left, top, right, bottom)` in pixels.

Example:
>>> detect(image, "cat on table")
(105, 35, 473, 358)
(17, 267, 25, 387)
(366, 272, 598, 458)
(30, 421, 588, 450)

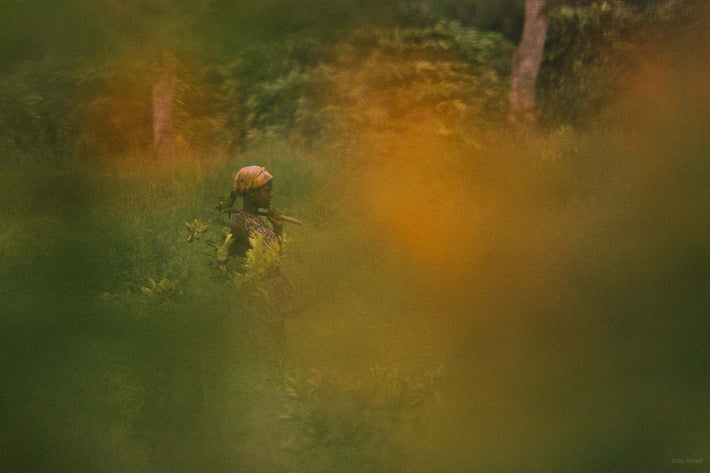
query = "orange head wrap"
(233, 166, 273, 196)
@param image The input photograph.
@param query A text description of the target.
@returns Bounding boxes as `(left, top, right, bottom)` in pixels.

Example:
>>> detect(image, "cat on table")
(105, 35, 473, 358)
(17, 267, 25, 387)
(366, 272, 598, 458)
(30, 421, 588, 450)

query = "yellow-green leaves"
(217, 233, 233, 263)
(139, 271, 188, 302)
(233, 235, 282, 290)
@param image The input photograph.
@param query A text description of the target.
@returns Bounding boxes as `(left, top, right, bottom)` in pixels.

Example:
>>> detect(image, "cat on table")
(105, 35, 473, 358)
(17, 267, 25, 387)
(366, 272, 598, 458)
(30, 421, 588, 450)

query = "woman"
(227, 165, 285, 258)
(226, 166, 294, 350)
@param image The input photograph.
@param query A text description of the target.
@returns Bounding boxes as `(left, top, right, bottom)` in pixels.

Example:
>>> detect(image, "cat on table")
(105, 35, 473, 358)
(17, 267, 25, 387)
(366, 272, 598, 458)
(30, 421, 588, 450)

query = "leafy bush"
(214, 34, 329, 147)
(538, 0, 703, 127)
(233, 235, 283, 286)
(316, 21, 514, 141)
(207, 22, 514, 148)
(538, 1, 643, 127)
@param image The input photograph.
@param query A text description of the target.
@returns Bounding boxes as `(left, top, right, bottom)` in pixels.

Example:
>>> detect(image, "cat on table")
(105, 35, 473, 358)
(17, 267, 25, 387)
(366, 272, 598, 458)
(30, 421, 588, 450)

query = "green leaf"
(217, 234, 233, 263)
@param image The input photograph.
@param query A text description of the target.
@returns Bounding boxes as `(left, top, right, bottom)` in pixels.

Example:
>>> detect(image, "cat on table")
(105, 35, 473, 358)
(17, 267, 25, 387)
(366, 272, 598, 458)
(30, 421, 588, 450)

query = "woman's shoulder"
(229, 209, 259, 227)
(230, 210, 277, 245)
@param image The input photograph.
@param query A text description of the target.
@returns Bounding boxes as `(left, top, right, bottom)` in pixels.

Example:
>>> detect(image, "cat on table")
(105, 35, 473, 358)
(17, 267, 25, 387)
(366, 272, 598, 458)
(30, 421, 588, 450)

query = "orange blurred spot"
(352, 119, 481, 283)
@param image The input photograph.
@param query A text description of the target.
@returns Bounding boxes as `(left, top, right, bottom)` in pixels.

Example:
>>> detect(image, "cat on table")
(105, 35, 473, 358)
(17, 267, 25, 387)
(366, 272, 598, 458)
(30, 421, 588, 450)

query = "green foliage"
(538, 0, 702, 127)
(199, 225, 291, 307)
(5, 3, 696, 160)
(234, 235, 282, 288)
(172, 59, 235, 150)
(183, 212, 288, 299)
(279, 366, 442, 473)
(324, 23, 513, 134)
(194, 21, 514, 148)
(538, 1, 642, 126)
(434, 0, 526, 40)
(0, 58, 78, 162)
(214, 34, 329, 147)
(185, 218, 209, 243)
(2, 0, 705, 164)
(76, 55, 231, 158)
(316, 21, 515, 138)
(139, 273, 187, 301)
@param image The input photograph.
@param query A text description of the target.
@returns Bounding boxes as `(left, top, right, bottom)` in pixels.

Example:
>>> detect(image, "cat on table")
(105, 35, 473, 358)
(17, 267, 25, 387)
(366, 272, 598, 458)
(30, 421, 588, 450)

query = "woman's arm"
(228, 215, 251, 257)
(265, 207, 284, 240)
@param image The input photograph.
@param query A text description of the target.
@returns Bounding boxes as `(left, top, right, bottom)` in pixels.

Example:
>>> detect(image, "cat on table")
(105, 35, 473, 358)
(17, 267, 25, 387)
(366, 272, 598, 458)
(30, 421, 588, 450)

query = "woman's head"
(233, 166, 274, 208)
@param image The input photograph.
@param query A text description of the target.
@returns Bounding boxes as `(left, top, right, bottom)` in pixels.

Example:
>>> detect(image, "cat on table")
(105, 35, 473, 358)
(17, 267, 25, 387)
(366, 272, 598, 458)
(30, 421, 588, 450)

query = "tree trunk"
(509, 0, 549, 128)
(152, 51, 177, 159)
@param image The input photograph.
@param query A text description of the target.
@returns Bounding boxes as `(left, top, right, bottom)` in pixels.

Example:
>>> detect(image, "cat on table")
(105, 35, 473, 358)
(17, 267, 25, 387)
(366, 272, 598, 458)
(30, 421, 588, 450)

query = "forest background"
(1, 1, 708, 472)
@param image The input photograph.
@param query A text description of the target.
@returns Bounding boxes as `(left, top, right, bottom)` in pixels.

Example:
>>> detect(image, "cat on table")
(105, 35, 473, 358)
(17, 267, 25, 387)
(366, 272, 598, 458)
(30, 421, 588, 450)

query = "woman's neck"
(242, 199, 260, 215)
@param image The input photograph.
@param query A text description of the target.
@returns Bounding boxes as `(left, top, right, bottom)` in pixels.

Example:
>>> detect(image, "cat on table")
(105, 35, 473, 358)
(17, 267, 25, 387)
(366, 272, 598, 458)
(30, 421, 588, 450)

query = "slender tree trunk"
(152, 51, 177, 159)
(509, 0, 549, 128)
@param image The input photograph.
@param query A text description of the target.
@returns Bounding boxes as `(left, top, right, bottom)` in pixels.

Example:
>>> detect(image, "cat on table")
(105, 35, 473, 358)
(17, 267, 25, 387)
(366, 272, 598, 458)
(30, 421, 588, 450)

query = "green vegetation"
(1, 1, 707, 472)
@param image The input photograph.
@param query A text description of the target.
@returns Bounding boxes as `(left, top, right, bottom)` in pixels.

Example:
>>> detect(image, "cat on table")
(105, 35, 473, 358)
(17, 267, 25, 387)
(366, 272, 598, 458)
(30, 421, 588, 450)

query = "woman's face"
(250, 181, 273, 209)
